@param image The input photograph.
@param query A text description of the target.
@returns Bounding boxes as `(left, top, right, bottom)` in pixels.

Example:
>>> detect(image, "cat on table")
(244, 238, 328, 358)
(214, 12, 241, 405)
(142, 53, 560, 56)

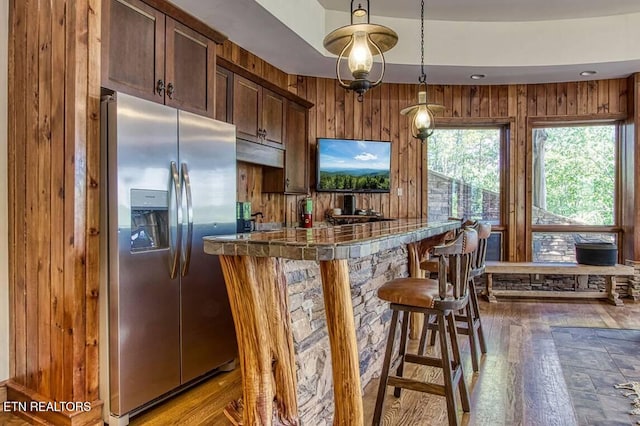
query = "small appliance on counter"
(237, 201, 252, 233)
(343, 194, 356, 215)
(300, 197, 313, 228)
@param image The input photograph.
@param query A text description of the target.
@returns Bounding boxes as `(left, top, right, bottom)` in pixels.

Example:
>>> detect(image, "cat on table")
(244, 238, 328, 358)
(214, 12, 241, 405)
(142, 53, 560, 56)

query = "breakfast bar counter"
(203, 219, 460, 425)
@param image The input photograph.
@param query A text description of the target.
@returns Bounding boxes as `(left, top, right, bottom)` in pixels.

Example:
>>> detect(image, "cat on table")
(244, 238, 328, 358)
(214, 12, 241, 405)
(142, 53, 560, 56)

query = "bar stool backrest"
(432, 228, 478, 304)
(464, 221, 491, 275)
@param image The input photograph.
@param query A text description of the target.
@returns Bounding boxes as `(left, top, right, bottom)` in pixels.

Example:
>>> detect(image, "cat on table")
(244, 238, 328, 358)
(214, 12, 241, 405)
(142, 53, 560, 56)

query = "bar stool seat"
(372, 228, 478, 426)
(378, 278, 453, 309)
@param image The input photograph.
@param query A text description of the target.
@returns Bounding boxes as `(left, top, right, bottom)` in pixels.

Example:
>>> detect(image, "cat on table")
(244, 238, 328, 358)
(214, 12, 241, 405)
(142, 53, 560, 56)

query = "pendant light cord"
(419, 0, 426, 84)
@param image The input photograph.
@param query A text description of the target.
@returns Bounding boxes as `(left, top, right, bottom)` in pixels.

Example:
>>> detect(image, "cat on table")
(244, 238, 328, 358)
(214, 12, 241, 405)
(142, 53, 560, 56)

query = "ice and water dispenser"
(130, 189, 170, 252)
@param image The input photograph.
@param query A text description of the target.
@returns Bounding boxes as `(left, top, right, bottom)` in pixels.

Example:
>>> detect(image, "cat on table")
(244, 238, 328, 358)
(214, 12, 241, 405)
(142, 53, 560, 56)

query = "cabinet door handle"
(156, 79, 165, 96)
(286, 178, 290, 188)
(167, 83, 174, 99)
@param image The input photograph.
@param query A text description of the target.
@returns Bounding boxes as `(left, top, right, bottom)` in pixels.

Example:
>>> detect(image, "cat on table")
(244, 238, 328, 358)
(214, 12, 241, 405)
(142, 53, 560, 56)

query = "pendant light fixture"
(323, 1, 398, 102)
(400, 0, 443, 142)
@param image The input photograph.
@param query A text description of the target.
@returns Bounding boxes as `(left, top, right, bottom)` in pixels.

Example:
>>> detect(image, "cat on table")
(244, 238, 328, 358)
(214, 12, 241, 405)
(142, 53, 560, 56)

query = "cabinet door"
(284, 102, 309, 194)
(102, 0, 165, 102)
(261, 89, 285, 148)
(233, 75, 261, 143)
(215, 67, 233, 123)
(165, 18, 216, 118)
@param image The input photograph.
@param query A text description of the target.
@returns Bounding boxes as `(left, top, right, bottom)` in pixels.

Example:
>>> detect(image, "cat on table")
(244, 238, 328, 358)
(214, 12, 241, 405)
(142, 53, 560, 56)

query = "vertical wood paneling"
(597, 79, 609, 113)
(587, 80, 598, 114)
(609, 79, 620, 113)
(9, 0, 28, 385)
(567, 82, 577, 115)
(50, 0, 65, 400)
(556, 82, 567, 116)
(85, 0, 101, 402)
(516, 84, 528, 261)
(443, 85, 453, 117)
(335, 81, 345, 139)
(25, 0, 40, 391)
(577, 81, 588, 115)
(36, 0, 52, 397)
(389, 83, 400, 219)
(8, 0, 102, 420)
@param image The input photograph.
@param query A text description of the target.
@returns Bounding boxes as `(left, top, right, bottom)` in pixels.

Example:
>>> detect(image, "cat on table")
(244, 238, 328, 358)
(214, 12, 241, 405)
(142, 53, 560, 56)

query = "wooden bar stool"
(372, 228, 478, 426)
(418, 221, 490, 372)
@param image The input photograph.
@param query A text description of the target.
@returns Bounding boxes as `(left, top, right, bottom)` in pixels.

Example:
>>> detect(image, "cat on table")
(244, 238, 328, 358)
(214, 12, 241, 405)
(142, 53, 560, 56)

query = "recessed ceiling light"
(470, 74, 486, 80)
(580, 70, 597, 76)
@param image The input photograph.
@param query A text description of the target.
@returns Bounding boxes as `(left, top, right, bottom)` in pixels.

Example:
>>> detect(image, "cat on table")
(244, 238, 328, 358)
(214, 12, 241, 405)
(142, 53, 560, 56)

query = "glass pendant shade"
(401, 87, 444, 142)
(348, 31, 373, 77)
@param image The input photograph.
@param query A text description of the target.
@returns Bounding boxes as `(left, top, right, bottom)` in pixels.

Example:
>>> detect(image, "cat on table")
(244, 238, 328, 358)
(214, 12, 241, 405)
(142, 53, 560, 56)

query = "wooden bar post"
(319, 259, 364, 426)
(218, 255, 300, 425)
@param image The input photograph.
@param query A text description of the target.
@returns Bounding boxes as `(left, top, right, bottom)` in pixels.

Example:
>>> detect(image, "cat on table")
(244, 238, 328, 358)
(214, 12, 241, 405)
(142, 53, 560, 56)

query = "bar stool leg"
(469, 278, 487, 354)
(447, 312, 470, 413)
(437, 312, 460, 426)
(418, 313, 435, 355)
(372, 309, 399, 426)
(394, 311, 410, 398)
(464, 304, 480, 372)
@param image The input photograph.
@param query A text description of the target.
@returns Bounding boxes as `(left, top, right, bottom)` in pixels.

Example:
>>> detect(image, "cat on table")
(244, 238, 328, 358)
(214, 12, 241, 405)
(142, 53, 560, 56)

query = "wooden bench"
(483, 261, 635, 306)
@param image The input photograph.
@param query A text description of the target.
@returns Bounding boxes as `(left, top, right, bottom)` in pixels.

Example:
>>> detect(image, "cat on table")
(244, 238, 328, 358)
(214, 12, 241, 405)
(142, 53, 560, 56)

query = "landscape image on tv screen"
(317, 139, 391, 192)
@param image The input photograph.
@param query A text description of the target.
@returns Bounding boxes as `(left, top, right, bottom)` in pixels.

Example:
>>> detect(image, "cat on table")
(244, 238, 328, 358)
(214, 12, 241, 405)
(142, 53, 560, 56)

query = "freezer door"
(107, 93, 181, 415)
(178, 110, 238, 383)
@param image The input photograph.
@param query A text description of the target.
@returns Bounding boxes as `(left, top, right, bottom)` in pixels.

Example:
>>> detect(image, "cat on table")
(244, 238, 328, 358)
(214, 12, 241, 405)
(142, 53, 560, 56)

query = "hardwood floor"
(1, 299, 639, 425)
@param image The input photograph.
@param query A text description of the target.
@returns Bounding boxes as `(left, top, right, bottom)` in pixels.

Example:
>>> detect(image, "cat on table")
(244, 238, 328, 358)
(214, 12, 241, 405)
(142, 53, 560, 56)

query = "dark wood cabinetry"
(102, 0, 217, 117)
(164, 18, 216, 116)
(215, 66, 233, 123)
(263, 101, 309, 194)
(102, 0, 165, 101)
(217, 57, 313, 194)
(233, 75, 285, 148)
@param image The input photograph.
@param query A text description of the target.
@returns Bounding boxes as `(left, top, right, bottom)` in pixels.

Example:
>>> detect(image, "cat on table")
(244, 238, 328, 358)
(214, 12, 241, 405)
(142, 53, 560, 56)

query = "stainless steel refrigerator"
(100, 92, 238, 423)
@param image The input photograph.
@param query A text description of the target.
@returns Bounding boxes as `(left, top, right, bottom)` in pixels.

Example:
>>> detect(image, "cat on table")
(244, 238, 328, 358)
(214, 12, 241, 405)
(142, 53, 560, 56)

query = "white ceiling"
(319, 0, 640, 22)
(170, 0, 640, 85)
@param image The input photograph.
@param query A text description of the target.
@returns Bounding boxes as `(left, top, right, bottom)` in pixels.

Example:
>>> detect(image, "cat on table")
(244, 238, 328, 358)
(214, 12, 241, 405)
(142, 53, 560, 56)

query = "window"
(530, 124, 618, 262)
(427, 127, 503, 225)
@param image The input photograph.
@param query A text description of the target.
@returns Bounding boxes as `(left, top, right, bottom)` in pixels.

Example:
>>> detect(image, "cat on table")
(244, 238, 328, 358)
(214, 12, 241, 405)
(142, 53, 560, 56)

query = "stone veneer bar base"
(284, 246, 409, 423)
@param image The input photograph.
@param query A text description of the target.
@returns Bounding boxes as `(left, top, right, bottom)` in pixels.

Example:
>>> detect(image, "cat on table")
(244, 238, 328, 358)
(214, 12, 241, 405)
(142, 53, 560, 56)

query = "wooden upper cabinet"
(215, 67, 233, 123)
(283, 101, 308, 193)
(102, 0, 216, 117)
(233, 75, 285, 148)
(261, 89, 285, 148)
(102, 0, 165, 102)
(263, 101, 309, 194)
(233, 75, 261, 142)
(165, 18, 216, 117)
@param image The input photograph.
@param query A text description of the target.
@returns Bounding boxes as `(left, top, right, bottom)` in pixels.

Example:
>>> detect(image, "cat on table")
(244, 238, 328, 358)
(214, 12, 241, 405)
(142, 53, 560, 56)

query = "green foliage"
(318, 171, 390, 191)
(428, 128, 501, 193)
(537, 125, 615, 225)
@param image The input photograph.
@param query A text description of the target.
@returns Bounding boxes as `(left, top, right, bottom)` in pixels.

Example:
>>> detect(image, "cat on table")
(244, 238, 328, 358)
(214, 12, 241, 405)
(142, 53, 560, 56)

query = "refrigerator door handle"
(181, 162, 194, 276)
(169, 161, 182, 279)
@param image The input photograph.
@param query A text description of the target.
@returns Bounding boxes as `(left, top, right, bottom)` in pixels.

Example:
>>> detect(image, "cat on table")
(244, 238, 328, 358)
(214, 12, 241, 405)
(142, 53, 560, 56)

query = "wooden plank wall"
(218, 40, 633, 260)
(7, 0, 103, 422)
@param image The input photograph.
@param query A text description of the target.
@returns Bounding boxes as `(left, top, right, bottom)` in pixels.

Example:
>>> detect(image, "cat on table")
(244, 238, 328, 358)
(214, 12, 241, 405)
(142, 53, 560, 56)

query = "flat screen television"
(316, 138, 391, 192)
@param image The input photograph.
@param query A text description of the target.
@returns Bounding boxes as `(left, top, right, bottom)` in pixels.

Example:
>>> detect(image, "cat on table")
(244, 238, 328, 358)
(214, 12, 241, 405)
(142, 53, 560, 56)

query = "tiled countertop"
(203, 219, 460, 261)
